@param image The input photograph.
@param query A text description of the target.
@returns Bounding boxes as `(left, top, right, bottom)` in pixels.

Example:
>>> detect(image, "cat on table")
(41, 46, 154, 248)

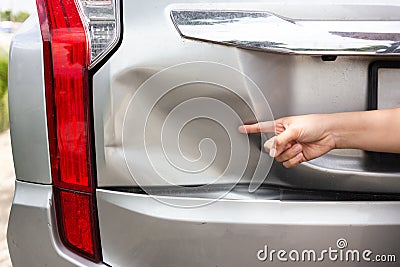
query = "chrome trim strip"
(171, 10, 400, 56)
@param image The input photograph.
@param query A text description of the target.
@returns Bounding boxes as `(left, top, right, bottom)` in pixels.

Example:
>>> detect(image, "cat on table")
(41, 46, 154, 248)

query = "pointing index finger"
(238, 121, 275, 134)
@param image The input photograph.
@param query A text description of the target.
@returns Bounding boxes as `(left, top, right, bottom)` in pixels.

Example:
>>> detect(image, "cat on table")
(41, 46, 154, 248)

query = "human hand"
(238, 114, 336, 168)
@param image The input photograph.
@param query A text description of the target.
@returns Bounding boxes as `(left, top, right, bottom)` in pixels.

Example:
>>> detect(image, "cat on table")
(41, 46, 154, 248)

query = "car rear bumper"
(98, 189, 400, 267)
(8, 180, 400, 267)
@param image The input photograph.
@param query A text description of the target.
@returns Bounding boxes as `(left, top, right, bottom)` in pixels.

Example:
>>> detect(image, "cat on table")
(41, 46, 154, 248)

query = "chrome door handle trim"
(171, 10, 400, 56)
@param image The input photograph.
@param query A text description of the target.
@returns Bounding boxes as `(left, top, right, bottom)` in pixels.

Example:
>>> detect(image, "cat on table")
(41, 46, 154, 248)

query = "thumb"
(271, 127, 298, 158)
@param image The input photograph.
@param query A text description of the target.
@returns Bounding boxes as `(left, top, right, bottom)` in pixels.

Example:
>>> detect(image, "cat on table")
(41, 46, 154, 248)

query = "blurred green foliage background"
(0, 10, 30, 22)
(0, 50, 8, 132)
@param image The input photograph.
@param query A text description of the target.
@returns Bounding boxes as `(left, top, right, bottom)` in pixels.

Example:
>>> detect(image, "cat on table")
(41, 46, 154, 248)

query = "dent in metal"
(94, 0, 400, 192)
(171, 10, 400, 56)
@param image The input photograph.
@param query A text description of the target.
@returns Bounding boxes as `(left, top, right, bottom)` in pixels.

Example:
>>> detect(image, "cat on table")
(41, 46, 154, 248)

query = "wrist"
(323, 111, 366, 150)
(323, 113, 347, 150)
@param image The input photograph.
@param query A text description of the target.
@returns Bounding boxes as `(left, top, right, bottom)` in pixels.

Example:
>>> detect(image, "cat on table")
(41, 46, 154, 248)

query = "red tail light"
(55, 189, 100, 258)
(38, 0, 93, 193)
(36, 0, 100, 262)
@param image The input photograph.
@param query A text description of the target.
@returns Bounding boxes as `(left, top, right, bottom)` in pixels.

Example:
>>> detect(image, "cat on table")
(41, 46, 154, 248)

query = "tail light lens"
(36, 0, 120, 262)
(55, 189, 100, 258)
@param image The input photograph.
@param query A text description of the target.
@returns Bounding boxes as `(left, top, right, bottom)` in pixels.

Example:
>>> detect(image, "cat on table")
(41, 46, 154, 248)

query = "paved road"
(0, 130, 15, 267)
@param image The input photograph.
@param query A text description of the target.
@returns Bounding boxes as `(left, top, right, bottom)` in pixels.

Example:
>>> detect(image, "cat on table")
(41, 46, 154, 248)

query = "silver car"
(7, 0, 400, 266)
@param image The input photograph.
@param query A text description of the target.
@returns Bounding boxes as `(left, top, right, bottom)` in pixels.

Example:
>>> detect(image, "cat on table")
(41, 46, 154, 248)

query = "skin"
(238, 108, 400, 168)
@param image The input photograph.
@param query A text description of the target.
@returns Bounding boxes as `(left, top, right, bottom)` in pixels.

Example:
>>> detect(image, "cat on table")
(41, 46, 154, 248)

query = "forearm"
(326, 108, 400, 153)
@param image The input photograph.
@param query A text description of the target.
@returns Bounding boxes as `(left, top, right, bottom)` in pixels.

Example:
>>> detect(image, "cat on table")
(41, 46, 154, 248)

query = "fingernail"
(296, 153, 303, 159)
(238, 126, 246, 133)
(293, 144, 301, 153)
(269, 148, 276, 157)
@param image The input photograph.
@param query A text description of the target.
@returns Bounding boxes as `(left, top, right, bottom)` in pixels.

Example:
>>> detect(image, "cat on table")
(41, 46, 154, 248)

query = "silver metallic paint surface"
(8, 11, 51, 184)
(7, 182, 106, 267)
(6, 0, 400, 266)
(171, 10, 400, 56)
(93, 0, 400, 192)
(97, 189, 400, 267)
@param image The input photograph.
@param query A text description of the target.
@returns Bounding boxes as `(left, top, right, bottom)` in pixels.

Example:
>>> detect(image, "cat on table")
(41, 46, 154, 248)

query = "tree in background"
(0, 10, 12, 21)
(0, 10, 30, 22)
(13, 11, 29, 22)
